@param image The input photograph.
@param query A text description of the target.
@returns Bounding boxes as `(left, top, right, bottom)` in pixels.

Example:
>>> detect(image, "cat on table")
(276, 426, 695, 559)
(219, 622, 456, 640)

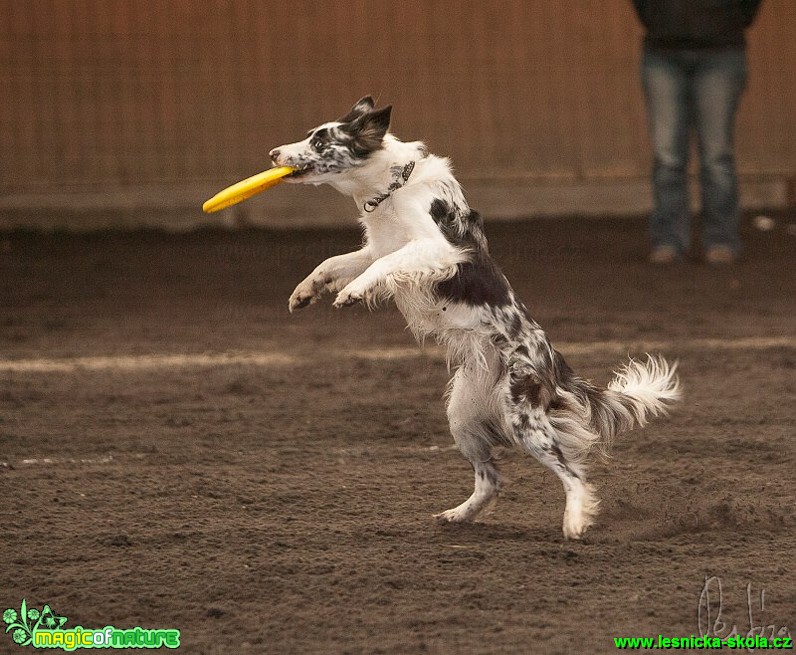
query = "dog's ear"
(346, 105, 392, 153)
(338, 96, 376, 123)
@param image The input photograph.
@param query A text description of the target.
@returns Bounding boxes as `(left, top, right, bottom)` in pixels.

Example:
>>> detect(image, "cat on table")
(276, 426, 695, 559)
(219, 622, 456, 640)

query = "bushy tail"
(550, 355, 681, 462)
(608, 354, 681, 419)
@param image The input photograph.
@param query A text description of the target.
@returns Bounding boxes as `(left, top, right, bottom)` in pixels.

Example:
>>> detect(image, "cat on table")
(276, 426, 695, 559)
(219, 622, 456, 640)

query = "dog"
(271, 96, 681, 539)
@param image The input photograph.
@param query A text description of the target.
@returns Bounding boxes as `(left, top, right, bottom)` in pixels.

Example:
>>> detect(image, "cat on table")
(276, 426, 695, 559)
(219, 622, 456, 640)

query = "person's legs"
(641, 49, 692, 257)
(692, 49, 747, 256)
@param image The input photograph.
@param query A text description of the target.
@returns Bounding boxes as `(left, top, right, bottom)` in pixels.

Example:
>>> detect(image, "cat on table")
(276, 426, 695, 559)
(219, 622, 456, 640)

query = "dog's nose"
(269, 148, 281, 164)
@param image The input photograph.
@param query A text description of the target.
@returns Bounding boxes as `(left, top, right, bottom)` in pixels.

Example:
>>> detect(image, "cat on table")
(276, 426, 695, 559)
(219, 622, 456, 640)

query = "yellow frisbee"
(202, 166, 296, 213)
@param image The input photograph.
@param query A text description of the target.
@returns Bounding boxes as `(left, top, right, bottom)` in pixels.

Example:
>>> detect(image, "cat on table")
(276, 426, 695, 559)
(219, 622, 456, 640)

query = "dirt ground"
(1, 215, 794, 654)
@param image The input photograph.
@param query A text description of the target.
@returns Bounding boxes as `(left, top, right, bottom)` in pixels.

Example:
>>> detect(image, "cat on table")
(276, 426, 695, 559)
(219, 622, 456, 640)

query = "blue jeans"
(641, 48, 747, 254)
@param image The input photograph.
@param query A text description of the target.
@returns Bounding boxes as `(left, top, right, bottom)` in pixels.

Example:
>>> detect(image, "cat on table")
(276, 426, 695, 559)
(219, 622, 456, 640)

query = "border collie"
(271, 97, 681, 539)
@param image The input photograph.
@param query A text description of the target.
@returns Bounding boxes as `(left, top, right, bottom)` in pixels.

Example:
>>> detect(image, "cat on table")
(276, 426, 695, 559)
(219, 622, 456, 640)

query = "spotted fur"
(275, 98, 681, 539)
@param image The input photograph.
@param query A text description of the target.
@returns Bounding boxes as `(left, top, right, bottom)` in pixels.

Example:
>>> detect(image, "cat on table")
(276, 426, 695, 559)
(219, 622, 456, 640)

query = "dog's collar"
(363, 161, 416, 213)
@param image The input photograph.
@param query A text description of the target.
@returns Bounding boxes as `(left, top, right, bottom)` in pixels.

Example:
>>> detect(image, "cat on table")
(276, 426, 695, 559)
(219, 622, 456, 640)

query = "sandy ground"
(1, 215, 794, 654)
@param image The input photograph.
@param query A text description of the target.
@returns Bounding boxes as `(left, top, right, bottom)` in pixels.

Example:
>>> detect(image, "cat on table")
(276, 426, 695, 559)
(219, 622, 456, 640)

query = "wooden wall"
(1, 0, 794, 224)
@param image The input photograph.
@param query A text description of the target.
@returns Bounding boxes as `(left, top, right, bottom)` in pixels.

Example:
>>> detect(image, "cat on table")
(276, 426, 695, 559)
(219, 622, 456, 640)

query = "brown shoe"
(649, 245, 679, 265)
(705, 245, 736, 265)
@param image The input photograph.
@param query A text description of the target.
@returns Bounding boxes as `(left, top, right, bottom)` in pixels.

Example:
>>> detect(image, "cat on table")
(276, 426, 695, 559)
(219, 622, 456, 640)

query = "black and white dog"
(271, 97, 680, 539)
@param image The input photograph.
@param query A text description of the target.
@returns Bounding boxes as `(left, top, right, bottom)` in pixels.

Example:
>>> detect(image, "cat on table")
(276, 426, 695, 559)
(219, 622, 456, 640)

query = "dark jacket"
(632, 0, 763, 50)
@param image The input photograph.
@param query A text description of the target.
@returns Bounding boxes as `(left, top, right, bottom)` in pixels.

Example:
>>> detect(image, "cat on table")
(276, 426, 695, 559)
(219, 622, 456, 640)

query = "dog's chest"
(393, 290, 483, 339)
(361, 210, 410, 256)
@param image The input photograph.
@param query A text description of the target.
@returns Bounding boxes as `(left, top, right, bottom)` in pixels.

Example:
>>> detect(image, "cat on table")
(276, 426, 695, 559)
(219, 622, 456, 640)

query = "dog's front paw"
(288, 283, 320, 313)
(333, 286, 365, 308)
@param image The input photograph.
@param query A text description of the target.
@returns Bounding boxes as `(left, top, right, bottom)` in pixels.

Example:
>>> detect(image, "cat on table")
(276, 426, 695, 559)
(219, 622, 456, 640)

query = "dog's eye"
(312, 139, 325, 152)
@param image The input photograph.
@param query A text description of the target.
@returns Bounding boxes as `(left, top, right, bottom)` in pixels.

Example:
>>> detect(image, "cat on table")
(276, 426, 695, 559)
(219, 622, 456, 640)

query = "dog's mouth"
(285, 164, 314, 179)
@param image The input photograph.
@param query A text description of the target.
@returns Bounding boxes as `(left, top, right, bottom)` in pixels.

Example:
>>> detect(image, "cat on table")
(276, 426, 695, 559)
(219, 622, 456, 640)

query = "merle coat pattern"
(271, 97, 681, 539)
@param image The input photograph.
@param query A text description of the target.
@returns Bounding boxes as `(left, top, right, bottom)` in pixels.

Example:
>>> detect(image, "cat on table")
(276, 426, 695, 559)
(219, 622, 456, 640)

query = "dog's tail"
(550, 355, 681, 461)
(605, 354, 681, 437)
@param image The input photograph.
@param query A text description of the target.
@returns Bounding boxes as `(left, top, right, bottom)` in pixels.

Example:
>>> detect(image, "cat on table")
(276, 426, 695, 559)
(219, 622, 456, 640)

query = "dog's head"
(269, 96, 392, 184)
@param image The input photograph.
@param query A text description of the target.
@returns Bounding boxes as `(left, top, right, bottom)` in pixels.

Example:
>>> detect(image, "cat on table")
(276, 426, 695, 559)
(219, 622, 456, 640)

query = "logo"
(3, 600, 180, 650)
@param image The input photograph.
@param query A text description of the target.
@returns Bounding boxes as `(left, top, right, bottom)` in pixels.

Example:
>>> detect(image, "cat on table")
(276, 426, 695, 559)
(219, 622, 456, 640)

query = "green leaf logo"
(4, 600, 68, 647)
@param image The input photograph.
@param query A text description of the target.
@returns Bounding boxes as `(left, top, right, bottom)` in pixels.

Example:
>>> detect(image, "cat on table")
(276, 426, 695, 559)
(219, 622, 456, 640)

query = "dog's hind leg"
(435, 368, 503, 524)
(504, 364, 598, 539)
(512, 409, 598, 539)
(527, 436, 597, 539)
(434, 450, 501, 524)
